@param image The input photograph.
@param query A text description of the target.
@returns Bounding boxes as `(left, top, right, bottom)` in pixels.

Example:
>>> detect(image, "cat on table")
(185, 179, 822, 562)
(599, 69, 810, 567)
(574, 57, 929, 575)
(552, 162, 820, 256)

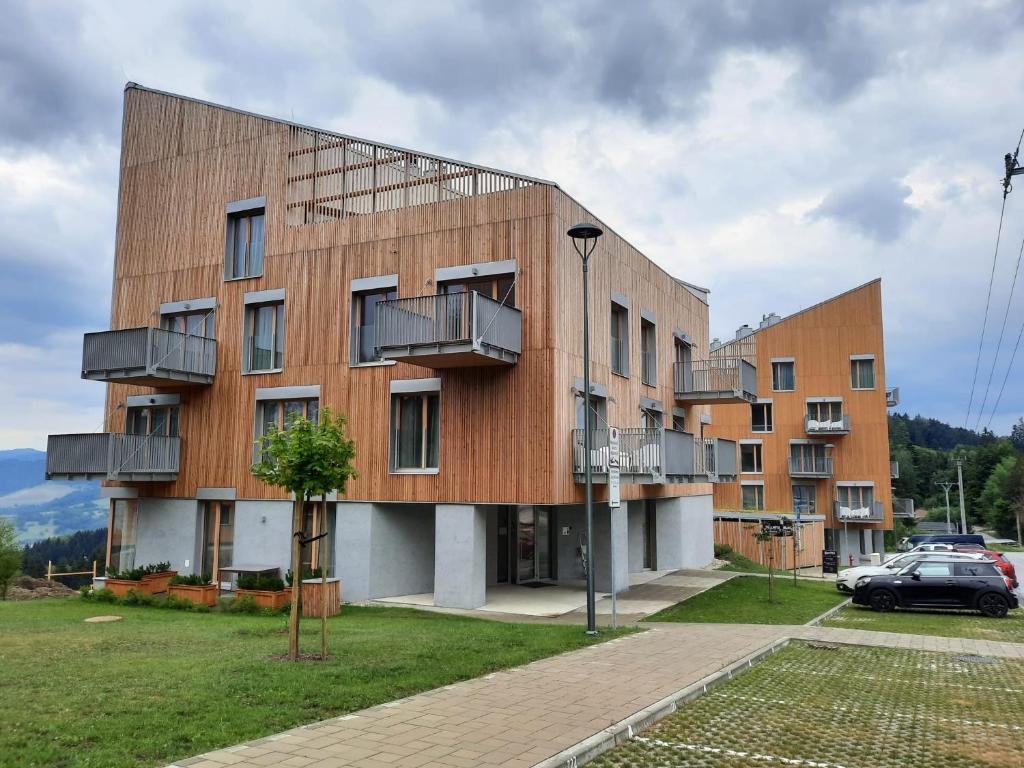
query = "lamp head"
(567, 222, 604, 241)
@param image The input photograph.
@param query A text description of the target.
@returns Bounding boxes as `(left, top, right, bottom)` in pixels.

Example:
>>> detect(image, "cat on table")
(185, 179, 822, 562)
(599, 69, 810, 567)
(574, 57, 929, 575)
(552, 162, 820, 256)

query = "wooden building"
(705, 280, 897, 566)
(46, 85, 743, 609)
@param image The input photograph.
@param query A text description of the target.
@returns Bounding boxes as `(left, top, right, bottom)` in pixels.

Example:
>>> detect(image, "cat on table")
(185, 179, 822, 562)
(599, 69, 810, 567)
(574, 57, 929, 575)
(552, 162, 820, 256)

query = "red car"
(953, 545, 1018, 587)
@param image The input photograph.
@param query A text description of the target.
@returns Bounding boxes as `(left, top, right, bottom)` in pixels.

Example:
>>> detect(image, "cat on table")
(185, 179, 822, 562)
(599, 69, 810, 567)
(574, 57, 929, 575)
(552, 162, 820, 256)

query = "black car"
(852, 558, 1019, 618)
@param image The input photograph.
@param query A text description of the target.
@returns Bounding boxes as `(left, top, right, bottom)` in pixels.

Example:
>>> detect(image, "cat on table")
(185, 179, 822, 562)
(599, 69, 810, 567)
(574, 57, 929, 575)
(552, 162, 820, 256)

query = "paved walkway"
(168, 624, 1024, 768)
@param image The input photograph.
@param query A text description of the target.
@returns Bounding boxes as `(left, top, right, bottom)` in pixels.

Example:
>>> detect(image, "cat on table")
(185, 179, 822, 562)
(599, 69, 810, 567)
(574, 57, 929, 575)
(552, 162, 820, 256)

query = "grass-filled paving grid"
(590, 642, 1024, 768)
(824, 604, 1024, 644)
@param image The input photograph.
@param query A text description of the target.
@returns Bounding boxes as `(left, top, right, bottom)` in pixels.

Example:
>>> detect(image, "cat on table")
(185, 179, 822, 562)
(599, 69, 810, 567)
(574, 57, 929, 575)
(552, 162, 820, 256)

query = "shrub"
(714, 543, 734, 558)
(169, 573, 212, 586)
(120, 589, 155, 606)
(285, 567, 322, 585)
(79, 585, 93, 599)
(93, 588, 117, 603)
(107, 562, 173, 581)
(237, 573, 285, 591)
(227, 594, 261, 614)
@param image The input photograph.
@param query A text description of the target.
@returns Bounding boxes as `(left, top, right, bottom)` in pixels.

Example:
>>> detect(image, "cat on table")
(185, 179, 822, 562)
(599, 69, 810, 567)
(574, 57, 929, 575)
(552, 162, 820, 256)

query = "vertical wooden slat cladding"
(706, 281, 892, 528)
(106, 86, 712, 506)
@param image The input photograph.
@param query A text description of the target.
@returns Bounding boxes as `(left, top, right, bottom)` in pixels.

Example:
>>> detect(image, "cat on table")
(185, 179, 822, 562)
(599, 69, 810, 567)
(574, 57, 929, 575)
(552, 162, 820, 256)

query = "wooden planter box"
(104, 572, 178, 597)
(301, 578, 341, 618)
(235, 587, 291, 611)
(168, 583, 219, 607)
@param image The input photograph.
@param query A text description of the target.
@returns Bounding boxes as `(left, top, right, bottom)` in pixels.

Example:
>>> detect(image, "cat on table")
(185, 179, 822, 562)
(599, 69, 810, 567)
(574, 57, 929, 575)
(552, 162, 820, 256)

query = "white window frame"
(850, 354, 876, 390)
(740, 481, 765, 511)
(389, 379, 442, 475)
(739, 441, 763, 474)
(771, 357, 796, 392)
(751, 400, 774, 433)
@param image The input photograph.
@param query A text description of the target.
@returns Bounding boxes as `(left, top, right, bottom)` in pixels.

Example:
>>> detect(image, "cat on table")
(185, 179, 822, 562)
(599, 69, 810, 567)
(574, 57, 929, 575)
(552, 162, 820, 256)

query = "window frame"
(751, 402, 774, 433)
(107, 499, 138, 574)
(243, 300, 285, 374)
(741, 483, 765, 511)
(126, 404, 180, 438)
(224, 199, 266, 281)
(740, 443, 763, 474)
(390, 390, 441, 473)
(771, 359, 796, 392)
(610, 301, 630, 377)
(850, 356, 876, 390)
(640, 315, 657, 386)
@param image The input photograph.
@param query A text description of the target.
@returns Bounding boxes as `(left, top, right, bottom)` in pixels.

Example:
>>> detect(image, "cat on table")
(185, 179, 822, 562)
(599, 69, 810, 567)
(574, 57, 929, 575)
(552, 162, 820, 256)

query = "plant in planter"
(167, 573, 218, 607)
(105, 562, 177, 597)
(235, 572, 290, 610)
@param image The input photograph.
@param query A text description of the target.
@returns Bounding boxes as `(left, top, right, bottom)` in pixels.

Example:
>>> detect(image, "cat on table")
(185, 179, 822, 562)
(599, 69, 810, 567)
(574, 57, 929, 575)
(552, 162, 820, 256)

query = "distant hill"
(889, 413, 985, 452)
(0, 449, 104, 543)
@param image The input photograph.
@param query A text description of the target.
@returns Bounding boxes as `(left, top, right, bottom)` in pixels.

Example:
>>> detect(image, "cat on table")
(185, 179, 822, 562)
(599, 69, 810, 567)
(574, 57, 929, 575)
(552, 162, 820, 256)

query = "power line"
(964, 194, 1009, 427)
(984, 309, 1024, 431)
(975, 230, 1024, 429)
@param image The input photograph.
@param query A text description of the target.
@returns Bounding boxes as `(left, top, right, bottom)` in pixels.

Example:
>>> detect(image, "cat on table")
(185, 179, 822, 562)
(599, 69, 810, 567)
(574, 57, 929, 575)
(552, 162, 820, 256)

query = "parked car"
(852, 558, 1018, 617)
(898, 533, 986, 551)
(837, 550, 986, 593)
(952, 545, 1018, 587)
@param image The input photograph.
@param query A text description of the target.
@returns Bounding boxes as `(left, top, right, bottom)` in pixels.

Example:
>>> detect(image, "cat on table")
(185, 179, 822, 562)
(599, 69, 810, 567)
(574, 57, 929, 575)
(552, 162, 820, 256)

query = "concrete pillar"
(655, 495, 714, 571)
(593, 504, 628, 594)
(434, 504, 486, 609)
(872, 529, 887, 555)
(335, 502, 374, 602)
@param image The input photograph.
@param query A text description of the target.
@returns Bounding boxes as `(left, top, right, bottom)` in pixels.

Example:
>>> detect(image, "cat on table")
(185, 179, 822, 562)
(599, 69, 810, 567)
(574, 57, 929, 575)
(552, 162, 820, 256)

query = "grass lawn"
(714, 549, 772, 574)
(645, 575, 846, 625)
(0, 598, 623, 768)
(825, 603, 1024, 643)
(590, 642, 1024, 767)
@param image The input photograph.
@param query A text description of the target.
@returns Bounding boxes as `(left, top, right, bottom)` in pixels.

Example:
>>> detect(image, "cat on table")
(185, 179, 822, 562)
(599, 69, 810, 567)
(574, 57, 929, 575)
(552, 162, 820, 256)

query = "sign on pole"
(608, 427, 621, 509)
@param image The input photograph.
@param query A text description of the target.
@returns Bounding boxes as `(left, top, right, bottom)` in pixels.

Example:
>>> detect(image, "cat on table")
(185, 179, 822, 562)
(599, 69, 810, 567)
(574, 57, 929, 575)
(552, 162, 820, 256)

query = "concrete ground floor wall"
(118, 492, 717, 610)
(831, 526, 888, 567)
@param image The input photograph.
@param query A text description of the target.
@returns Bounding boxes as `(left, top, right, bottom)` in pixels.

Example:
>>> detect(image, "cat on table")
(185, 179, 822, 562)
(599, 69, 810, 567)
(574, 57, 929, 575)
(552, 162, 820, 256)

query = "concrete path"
(167, 623, 1024, 768)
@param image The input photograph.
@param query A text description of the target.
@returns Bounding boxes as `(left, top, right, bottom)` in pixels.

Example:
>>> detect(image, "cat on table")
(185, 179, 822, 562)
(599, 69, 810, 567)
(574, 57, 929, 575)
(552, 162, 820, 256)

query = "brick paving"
(168, 623, 1024, 768)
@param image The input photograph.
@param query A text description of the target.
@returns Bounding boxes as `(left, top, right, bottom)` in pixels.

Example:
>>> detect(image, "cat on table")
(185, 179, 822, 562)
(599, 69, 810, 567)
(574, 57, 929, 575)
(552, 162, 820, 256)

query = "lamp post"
(568, 222, 604, 635)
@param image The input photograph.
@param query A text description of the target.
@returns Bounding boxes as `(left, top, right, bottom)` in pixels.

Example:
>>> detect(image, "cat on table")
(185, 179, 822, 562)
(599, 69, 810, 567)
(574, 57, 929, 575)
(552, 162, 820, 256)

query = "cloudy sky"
(2, 0, 1023, 449)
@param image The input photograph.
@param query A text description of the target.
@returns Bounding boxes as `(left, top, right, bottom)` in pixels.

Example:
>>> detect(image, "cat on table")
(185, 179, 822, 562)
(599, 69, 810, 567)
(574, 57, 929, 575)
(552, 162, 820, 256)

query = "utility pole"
(955, 457, 968, 534)
(936, 482, 955, 534)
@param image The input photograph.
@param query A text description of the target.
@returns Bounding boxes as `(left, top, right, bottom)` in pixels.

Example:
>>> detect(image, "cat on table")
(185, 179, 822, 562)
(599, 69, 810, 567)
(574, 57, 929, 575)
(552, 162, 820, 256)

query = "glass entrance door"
(516, 507, 552, 582)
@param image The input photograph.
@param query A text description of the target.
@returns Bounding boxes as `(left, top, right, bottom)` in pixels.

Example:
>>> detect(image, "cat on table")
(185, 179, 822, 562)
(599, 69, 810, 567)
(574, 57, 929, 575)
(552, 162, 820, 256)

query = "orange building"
(706, 280, 898, 566)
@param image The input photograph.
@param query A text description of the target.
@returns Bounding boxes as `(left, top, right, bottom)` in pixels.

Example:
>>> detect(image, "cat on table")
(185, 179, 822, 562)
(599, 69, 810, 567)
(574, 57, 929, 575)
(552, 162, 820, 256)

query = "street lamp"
(568, 221, 604, 635)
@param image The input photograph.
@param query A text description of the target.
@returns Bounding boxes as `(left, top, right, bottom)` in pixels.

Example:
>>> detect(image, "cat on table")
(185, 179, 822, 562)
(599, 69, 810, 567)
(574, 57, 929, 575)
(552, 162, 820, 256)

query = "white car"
(836, 550, 986, 593)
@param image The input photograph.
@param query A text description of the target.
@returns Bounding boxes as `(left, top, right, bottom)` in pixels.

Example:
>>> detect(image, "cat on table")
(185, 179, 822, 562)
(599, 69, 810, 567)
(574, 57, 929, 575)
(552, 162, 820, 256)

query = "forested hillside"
(891, 415, 1024, 538)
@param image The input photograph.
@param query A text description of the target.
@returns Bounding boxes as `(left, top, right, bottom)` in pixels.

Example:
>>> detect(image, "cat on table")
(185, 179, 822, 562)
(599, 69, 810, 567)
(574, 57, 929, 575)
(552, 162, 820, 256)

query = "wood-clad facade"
(705, 280, 893, 563)
(100, 85, 714, 506)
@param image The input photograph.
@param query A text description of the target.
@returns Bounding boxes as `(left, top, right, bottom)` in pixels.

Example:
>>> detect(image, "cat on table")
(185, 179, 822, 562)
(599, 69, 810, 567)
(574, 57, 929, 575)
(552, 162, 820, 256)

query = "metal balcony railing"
(886, 387, 900, 407)
(46, 433, 181, 482)
(571, 427, 662, 481)
(834, 500, 885, 522)
(805, 413, 851, 434)
(673, 358, 757, 404)
(82, 327, 216, 385)
(375, 291, 521, 367)
(789, 455, 834, 477)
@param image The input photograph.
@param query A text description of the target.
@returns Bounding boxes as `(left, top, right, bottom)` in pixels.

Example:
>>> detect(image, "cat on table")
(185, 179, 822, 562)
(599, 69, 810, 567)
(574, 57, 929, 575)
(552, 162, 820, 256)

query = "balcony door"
(201, 501, 234, 588)
(515, 506, 553, 583)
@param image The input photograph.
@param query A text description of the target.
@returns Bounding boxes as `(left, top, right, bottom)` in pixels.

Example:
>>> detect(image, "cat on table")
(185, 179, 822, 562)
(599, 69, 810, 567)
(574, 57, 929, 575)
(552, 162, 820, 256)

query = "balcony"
(82, 327, 217, 386)
(789, 455, 834, 478)
(893, 498, 916, 519)
(572, 427, 663, 484)
(834, 500, 885, 522)
(375, 292, 521, 368)
(886, 386, 900, 407)
(46, 433, 180, 482)
(674, 358, 757, 404)
(804, 413, 850, 435)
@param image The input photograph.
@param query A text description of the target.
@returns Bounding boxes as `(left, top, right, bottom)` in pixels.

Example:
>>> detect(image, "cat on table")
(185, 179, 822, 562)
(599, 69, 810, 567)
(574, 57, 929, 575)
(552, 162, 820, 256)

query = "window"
(300, 501, 337, 575)
(225, 203, 265, 280)
(391, 391, 440, 471)
(352, 287, 397, 364)
(640, 408, 661, 430)
(751, 402, 773, 432)
(772, 360, 795, 391)
(640, 317, 657, 385)
(790, 443, 828, 473)
(792, 485, 816, 515)
(741, 484, 764, 511)
(108, 499, 138, 574)
(201, 501, 234, 585)
(575, 391, 608, 431)
(440, 273, 516, 305)
(807, 401, 843, 424)
(255, 399, 319, 459)
(161, 309, 215, 338)
(913, 562, 954, 578)
(955, 562, 996, 578)
(244, 301, 285, 372)
(671, 409, 686, 432)
(610, 301, 629, 376)
(837, 485, 874, 509)
(851, 357, 876, 389)
(740, 443, 763, 473)
(126, 405, 180, 437)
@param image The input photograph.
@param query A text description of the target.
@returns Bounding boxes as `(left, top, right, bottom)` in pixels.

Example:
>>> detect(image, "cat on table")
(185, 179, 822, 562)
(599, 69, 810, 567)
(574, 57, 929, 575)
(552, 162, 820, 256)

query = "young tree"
(0, 518, 22, 600)
(252, 408, 357, 660)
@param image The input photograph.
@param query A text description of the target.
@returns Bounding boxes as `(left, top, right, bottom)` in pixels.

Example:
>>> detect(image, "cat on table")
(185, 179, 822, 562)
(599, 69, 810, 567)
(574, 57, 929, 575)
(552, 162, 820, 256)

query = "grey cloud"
(809, 176, 918, 242)
(0, 2, 121, 149)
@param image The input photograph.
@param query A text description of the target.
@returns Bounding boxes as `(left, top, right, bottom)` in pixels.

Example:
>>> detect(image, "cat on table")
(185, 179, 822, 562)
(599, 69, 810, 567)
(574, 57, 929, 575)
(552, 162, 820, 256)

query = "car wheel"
(978, 592, 1009, 619)
(869, 589, 896, 612)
